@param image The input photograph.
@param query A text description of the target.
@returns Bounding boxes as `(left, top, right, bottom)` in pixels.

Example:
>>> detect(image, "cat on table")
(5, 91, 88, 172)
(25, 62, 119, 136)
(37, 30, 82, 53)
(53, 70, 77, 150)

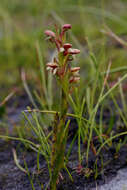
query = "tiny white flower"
(46, 67, 52, 71)
(53, 68, 58, 75)
(60, 47, 65, 52)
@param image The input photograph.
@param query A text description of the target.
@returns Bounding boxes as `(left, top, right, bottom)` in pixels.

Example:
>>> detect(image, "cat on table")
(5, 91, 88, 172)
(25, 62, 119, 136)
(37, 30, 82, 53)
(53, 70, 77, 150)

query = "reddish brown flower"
(46, 62, 58, 70)
(69, 76, 80, 83)
(62, 43, 73, 56)
(68, 48, 80, 55)
(46, 62, 58, 75)
(63, 43, 72, 50)
(70, 67, 80, 73)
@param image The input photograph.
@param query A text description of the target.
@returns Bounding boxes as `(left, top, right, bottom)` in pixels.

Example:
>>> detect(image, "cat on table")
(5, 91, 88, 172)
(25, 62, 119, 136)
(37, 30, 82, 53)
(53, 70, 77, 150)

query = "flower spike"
(44, 24, 80, 190)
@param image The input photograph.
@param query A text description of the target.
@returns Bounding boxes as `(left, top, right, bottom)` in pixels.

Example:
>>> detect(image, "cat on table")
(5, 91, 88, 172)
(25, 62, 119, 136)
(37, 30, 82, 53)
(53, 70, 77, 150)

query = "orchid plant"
(44, 24, 80, 190)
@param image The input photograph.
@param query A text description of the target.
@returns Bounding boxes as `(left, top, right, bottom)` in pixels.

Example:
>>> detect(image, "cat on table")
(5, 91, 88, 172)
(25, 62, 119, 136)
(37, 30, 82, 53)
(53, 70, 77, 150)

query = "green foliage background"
(0, 0, 127, 96)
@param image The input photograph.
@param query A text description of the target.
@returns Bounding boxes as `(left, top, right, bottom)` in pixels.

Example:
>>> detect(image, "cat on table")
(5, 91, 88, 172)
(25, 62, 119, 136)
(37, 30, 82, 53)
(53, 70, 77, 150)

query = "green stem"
(50, 88, 68, 190)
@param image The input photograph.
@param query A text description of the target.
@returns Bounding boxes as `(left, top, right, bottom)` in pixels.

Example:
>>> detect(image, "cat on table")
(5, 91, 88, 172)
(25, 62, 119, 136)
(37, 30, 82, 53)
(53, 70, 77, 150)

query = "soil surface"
(0, 137, 127, 190)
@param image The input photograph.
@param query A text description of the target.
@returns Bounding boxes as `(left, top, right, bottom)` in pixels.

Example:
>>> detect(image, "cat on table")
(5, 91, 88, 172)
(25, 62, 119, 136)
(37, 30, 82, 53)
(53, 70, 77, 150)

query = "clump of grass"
(18, 23, 127, 188)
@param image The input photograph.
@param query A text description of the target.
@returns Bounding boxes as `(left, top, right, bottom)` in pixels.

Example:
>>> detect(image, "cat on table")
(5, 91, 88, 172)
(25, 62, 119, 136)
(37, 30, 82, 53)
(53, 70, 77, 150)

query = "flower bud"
(44, 30, 55, 38)
(62, 24, 72, 31)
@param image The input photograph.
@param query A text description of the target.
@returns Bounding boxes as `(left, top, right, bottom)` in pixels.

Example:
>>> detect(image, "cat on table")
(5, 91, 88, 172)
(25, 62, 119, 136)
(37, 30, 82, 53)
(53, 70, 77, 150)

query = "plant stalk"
(50, 88, 68, 190)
